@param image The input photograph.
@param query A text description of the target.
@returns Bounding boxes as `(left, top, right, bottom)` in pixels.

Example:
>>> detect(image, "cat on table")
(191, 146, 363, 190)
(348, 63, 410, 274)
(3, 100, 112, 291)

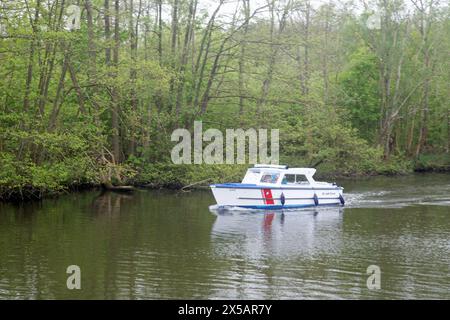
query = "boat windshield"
(260, 172, 280, 184)
(241, 169, 261, 184)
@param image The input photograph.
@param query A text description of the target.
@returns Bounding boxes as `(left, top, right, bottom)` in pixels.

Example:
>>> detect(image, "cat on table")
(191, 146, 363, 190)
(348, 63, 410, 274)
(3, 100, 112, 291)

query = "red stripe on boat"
(261, 188, 274, 205)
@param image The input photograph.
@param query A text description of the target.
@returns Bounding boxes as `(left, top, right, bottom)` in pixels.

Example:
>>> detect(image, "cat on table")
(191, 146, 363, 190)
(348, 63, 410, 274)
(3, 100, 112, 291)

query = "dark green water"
(0, 173, 449, 299)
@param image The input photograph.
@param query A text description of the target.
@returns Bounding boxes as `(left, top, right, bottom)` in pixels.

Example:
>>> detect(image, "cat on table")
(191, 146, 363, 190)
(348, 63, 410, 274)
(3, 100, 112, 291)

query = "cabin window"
(284, 174, 296, 183)
(296, 175, 309, 183)
(260, 173, 279, 184)
(282, 174, 309, 184)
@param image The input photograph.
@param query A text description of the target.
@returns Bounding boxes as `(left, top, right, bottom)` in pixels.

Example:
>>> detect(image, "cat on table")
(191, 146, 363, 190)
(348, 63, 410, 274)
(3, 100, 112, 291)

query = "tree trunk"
(48, 54, 69, 132)
(301, 1, 310, 96)
(111, 0, 121, 162)
(67, 56, 86, 115)
(23, 0, 41, 112)
(257, 0, 290, 114)
(175, 0, 197, 116)
(128, 0, 140, 156)
(238, 0, 250, 115)
(104, 0, 112, 65)
(85, 0, 100, 115)
(157, 0, 163, 64)
(192, 2, 222, 108)
(414, 2, 433, 159)
(169, 0, 179, 111)
(36, 0, 67, 116)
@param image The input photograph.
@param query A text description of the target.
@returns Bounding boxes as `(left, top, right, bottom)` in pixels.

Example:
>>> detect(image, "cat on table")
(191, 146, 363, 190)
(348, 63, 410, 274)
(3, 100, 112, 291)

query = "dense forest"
(0, 0, 449, 200)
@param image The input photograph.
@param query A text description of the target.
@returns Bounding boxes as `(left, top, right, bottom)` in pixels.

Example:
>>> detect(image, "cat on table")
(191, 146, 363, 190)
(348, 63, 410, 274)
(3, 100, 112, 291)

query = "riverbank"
(1, 154, 448, 202)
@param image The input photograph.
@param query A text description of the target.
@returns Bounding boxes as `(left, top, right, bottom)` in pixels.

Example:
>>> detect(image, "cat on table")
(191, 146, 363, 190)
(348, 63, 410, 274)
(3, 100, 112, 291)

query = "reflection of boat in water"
(210, 164, 345, 209)
(209, 206, 345, 258)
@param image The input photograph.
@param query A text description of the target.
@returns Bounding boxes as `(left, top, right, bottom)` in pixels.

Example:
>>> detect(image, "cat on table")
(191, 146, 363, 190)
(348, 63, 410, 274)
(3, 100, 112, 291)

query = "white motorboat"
(210, 164, 344, 209)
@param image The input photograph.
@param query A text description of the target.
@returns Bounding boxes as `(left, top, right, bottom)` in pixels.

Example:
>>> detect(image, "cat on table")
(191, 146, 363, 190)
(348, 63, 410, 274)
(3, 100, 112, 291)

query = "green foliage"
(272, 104, 385, 175)
(0, 120, 99, 199)
(0, 0, 448, 200)
(414, 154, 450, 172)
(338, 47, 380, 141)
(0, 151, 96, 200)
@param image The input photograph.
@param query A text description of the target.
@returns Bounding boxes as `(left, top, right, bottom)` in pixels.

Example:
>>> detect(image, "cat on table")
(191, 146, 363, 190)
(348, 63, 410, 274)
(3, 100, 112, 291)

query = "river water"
(0, 173, 449, 299)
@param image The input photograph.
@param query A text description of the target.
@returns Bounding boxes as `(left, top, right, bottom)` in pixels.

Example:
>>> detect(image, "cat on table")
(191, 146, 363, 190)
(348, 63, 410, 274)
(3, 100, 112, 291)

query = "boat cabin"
(241, 164, 316, 186)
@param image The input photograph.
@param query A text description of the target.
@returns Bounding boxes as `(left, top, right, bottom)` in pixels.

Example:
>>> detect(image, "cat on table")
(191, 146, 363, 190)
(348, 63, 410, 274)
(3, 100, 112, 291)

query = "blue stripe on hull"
(225, 203, 343, 210)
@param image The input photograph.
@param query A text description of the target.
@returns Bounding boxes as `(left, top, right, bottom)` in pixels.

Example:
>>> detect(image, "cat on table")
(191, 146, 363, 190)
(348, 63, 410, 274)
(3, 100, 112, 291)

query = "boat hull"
(210, 184, 344, 209)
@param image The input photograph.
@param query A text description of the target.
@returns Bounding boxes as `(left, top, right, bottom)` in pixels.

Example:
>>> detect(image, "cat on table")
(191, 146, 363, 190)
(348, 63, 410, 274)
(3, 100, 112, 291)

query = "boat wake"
(343, 191, 450, 209)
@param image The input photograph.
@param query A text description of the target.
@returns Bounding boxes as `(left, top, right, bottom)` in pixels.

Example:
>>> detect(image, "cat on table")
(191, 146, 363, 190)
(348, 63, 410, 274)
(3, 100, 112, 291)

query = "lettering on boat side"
(171, 121, 279, 164)
(178, 304, 272, 317)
